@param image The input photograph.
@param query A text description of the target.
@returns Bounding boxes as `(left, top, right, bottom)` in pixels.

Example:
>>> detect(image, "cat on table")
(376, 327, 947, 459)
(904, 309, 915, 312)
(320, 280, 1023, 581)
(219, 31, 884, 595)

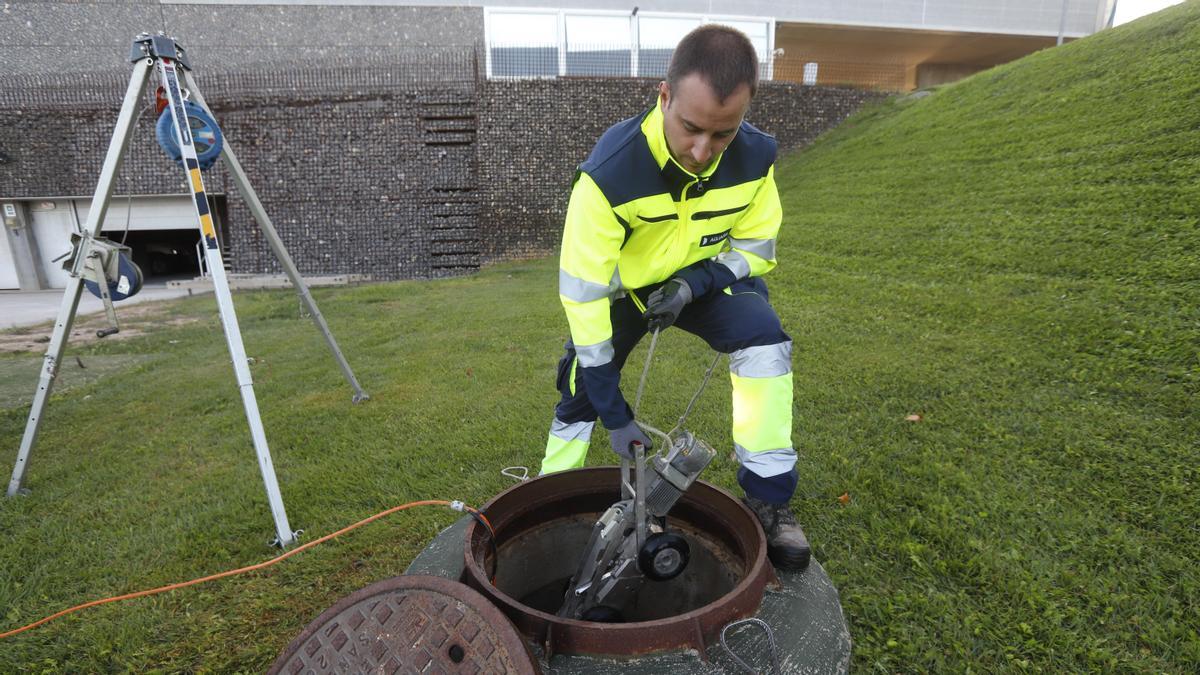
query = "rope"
(668, 351, 724, 438)
(631, 328, 723, 448)
(632, 328, 659, 417)
(720, 618, 782, 674)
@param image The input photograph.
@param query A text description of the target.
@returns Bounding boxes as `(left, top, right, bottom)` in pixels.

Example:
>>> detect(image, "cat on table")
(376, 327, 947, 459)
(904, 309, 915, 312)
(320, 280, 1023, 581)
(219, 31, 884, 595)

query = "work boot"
(743, 496, 811, 571)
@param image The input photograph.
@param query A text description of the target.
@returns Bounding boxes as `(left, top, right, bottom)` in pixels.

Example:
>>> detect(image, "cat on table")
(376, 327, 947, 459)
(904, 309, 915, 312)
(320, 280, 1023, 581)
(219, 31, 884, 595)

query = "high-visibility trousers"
(541, 276, 798, 504)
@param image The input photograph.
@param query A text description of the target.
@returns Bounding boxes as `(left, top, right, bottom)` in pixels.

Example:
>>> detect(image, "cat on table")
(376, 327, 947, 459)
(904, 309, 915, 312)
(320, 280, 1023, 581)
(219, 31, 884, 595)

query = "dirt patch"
(0, 353, 157, 409)
(0, 301, 201, 354)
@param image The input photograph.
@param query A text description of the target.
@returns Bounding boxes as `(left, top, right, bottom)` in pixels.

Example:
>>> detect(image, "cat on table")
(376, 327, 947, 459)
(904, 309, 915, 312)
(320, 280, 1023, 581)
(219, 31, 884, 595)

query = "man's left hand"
(643, 278, 693, 332)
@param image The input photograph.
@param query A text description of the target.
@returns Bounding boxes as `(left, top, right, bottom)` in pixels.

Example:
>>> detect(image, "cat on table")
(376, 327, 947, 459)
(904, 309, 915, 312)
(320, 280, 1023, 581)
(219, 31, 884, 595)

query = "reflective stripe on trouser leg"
(730, 342, 797, 501)
(541, 417, 595, 474)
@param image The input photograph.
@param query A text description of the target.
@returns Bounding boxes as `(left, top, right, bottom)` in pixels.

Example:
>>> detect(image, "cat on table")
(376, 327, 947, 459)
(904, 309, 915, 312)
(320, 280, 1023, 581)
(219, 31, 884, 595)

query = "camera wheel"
(638, 532, 690, 581)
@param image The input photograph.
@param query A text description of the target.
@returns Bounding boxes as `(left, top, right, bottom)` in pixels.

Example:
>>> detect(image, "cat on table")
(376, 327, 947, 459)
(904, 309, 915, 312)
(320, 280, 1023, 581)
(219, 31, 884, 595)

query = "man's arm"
(558, 172, 633, 430)
(674, 163, 783, 297)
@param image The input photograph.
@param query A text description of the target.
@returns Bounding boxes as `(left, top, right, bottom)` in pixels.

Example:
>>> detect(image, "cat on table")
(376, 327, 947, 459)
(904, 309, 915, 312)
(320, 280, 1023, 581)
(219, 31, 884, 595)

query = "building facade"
(0, 1, 1115, 289)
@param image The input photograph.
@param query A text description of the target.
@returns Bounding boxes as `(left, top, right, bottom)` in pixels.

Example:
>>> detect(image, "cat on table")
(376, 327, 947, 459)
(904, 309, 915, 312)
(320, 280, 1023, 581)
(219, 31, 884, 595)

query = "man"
(540, 25, 809, 571)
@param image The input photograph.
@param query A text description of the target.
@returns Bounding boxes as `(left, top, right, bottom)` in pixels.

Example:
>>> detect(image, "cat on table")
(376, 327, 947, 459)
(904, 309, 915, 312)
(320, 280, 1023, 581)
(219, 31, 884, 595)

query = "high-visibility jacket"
(558, 100, 783, 430)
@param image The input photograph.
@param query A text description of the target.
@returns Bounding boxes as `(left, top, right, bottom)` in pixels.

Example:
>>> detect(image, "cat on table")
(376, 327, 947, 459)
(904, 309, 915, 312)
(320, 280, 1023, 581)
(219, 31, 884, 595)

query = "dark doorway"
(102, 229, 203, 282)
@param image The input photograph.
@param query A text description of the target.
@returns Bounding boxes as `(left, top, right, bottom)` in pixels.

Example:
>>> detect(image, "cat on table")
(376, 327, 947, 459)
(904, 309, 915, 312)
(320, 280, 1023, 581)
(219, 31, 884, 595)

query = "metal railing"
(485, 42, 909, 92)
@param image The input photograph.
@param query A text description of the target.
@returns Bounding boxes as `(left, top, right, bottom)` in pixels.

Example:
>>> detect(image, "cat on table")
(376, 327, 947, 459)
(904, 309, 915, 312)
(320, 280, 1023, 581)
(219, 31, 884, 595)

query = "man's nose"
(691, 139, 712, 165)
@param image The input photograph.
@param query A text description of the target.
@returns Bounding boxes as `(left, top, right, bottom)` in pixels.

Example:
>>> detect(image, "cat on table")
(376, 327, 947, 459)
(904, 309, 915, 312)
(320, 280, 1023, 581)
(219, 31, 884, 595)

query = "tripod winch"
(66, 231, 144, 338)
(6, 33, 369, 549)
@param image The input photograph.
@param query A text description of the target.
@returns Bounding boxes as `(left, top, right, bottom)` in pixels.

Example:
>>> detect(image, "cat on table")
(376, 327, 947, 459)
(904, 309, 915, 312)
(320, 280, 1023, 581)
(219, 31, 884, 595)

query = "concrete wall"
(0, 2, 482, 77)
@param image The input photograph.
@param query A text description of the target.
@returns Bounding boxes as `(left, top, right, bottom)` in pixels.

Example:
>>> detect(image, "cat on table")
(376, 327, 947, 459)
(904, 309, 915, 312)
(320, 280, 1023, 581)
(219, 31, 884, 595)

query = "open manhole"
(461, 467, 778, 657)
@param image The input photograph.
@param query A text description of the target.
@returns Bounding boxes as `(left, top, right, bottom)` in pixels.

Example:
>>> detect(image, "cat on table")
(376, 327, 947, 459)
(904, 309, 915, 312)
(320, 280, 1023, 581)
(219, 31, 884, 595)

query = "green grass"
(3, 4, 1199, 671)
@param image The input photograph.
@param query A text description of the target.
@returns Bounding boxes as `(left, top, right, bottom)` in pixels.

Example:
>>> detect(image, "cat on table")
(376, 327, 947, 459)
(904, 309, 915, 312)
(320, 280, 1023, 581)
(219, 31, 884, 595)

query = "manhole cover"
(269, 575, 538, 674)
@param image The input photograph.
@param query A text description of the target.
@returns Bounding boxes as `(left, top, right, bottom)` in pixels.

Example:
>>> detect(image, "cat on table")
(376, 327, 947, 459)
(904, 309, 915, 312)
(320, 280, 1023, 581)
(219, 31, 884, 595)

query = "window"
(637, 16, 701, 78)
(485, 9, 774, 81)
(565, 14, 633, 77)
(487, 10, 559, 78)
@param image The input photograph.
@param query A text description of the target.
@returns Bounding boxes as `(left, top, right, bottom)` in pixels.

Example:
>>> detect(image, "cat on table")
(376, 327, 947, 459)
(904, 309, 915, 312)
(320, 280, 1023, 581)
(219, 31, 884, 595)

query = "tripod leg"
(8, 59, 153, 497)
(160, 58, 296, 547)
(183, 72, 370, 404)
(7, 281, 84, 497)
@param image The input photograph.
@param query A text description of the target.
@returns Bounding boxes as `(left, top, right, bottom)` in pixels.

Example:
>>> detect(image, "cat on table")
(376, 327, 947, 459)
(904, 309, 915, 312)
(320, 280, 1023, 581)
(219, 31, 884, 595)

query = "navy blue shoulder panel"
(705, 121, 777, 191)
(579, 109, 668, 208)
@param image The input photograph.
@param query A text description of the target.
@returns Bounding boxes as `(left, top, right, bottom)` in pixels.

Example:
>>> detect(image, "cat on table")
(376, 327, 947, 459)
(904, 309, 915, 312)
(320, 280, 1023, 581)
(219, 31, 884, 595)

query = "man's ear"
(658, 81, 670, 108)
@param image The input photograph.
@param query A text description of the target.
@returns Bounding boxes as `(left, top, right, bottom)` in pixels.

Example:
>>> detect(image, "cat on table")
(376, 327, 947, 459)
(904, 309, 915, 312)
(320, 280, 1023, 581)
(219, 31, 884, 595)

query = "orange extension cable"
(1, 499, 493, 639)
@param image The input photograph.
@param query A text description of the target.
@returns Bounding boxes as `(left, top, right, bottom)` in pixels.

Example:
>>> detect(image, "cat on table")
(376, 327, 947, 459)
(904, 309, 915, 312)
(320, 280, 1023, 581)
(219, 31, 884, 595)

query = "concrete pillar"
(2, 200, 48, 291)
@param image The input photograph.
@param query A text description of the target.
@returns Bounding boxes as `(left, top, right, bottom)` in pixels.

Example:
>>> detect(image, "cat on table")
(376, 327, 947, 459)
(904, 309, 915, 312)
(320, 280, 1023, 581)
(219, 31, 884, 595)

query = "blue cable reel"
(155, 99, 224, 170)
(82, 246, 144, 302)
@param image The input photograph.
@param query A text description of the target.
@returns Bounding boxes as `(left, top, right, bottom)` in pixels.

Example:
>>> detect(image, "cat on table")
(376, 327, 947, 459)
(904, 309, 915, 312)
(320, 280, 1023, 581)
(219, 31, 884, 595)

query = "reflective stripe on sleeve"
(575, 339, 615, 367)
(730, 342, 792, 378)
(559, 269, 612, 303)
(729, 237, 776, 261)
(716, 250, 751, 279)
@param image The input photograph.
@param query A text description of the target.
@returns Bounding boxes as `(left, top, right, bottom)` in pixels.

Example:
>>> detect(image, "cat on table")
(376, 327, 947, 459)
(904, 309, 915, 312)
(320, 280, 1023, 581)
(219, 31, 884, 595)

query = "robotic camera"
(558, 429, 718, 621)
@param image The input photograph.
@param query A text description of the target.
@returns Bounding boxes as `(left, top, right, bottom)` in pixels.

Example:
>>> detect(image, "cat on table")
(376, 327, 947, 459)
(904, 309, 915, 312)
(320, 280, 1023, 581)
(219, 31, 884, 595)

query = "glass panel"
(491, 47, 559, 77)
(565, 50, 632, 76)
(565, 14, 631, 49)
(488, 11, 559, 78)
(565, 14, 631, 76)
(637, 48, 674, 78)
(637, 16, 700, 78)
(489, 11, 558, 46)
(639, 16, 701, 47)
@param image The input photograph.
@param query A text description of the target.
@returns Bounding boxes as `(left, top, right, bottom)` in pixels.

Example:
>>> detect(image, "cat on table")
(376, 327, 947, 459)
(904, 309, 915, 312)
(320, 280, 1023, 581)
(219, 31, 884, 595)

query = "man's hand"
(610, 421, 653, 461)
(643, 278, 693, 332)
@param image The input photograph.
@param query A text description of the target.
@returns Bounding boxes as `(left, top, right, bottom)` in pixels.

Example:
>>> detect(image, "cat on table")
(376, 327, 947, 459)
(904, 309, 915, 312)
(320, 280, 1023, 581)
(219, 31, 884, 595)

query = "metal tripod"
(6, 34, 370, 548)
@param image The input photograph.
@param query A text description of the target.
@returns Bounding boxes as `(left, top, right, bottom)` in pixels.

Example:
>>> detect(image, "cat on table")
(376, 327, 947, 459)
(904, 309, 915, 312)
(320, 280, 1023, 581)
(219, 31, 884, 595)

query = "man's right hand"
(610, 421, 653, 461)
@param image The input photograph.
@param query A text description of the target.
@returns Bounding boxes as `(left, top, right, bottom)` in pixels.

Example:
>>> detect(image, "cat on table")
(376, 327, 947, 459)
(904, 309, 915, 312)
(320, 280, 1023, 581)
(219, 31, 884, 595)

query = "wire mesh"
(484, 43, 908, 92)
(0, 47, 479, 109)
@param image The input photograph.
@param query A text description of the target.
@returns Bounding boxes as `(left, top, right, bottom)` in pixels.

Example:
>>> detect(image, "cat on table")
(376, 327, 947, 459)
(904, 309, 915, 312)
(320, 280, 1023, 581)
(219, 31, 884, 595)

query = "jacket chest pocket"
(691, 202, 748, 249)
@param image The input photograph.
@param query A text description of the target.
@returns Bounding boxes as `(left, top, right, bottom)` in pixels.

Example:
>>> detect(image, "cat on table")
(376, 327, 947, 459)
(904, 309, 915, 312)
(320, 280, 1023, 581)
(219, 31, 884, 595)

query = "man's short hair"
(666, 25, 759, 102)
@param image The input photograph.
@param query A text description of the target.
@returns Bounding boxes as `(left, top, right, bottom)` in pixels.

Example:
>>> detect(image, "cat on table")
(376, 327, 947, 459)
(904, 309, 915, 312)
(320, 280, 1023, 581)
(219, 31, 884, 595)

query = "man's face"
(659, 73, 751, 176)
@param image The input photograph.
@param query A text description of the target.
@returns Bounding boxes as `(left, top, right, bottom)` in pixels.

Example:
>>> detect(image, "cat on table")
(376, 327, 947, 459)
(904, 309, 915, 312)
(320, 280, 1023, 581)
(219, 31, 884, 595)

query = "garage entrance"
(27, 195, 227, 288)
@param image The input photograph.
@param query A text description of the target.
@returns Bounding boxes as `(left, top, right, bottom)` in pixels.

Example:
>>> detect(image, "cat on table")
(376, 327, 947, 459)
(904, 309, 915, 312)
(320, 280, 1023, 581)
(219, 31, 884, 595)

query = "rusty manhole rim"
(461, 466, 778, 655)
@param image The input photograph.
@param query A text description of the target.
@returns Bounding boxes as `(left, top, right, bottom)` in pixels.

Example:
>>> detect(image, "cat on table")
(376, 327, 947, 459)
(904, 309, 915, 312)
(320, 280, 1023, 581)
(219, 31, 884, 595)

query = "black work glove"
(610, 421, 653, 461)
(643, 278, 694, 332)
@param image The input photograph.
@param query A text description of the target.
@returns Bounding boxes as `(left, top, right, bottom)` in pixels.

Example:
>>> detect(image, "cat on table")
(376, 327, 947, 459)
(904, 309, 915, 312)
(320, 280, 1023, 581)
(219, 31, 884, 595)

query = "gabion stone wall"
(0, 88, 210, 199)
(216, 86, 479, 279)
(476, 79, 886, 262)
(1, 66, 884, 280)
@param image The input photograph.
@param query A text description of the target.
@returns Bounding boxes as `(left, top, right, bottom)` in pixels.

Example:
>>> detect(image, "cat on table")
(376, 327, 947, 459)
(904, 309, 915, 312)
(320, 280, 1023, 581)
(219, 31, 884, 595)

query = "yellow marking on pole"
(190, 168, 204, 193)
(200, 213, 216, 239)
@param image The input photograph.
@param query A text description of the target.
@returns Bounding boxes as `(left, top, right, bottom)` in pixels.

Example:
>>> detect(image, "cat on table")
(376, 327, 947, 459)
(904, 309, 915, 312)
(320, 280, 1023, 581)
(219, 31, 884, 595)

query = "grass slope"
(776, 4, 1198, 670)
(1, 4, 1197, 672)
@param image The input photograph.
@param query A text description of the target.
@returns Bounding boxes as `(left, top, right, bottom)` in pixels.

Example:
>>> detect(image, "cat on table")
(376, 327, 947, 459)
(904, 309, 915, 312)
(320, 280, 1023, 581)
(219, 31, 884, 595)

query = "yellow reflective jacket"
(558, 100, 783, 428)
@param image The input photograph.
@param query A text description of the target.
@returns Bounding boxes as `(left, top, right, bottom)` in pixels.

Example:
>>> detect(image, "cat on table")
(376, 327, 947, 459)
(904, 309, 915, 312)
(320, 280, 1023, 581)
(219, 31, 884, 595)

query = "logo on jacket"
(699, 230, 731, 247)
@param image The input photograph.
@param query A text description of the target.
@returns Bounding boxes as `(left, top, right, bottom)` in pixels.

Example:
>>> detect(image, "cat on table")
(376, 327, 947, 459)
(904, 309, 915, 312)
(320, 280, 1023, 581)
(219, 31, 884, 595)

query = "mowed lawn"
(2, 4, 1199, 672)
